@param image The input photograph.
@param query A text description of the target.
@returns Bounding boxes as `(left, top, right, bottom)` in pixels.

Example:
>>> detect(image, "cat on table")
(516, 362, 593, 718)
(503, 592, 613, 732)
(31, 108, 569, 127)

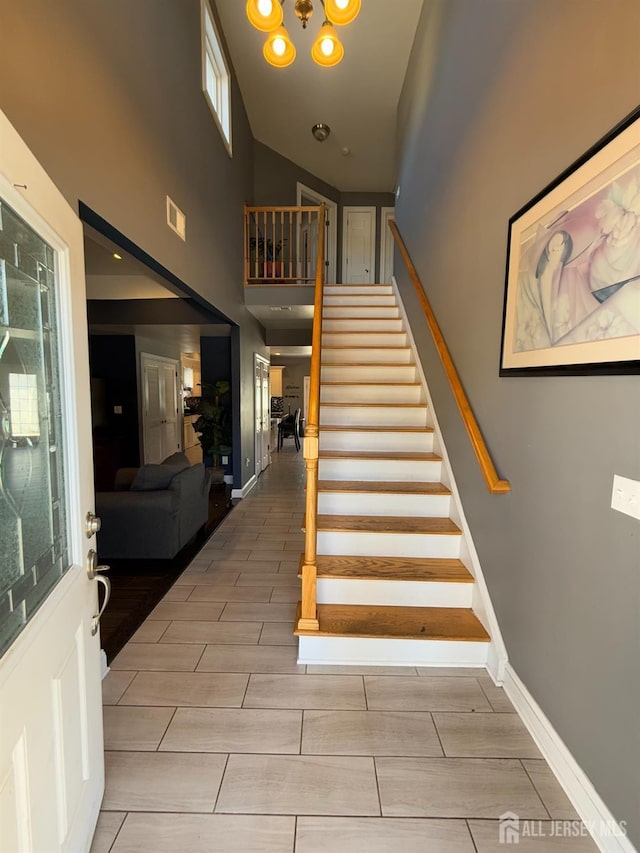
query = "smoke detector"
(312, 123, 331, 142)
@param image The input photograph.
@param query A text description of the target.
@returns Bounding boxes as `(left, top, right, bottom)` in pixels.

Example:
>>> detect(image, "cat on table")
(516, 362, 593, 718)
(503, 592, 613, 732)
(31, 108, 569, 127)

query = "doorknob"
(86, 548, 110, 580)
(85, 511, 101, 538)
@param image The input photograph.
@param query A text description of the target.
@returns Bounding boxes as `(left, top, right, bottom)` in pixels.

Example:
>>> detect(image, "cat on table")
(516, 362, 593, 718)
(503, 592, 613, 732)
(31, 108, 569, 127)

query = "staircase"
(296, 282, 492, 667)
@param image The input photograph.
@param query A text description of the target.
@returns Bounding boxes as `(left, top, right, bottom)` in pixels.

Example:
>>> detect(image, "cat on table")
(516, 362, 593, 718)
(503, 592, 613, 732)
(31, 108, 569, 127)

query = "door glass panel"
(0, 198, 69, 658)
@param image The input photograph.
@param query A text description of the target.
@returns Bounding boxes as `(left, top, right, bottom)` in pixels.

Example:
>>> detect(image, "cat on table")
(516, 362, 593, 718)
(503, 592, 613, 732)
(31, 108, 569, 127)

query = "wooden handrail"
(245, 205, 321, 213)
(297, 202, 326, 632)
(389, 220, 511, 495)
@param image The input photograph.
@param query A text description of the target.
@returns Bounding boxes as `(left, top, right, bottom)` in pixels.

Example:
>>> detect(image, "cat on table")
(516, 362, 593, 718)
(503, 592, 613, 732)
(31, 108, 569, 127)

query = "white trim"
(297, 182, 338, 284)
(379, 206, 395, 283)
(231, 474, 257, 500)
(342, 206, 376, 284)
(200, 0, 232, 156)
(390, 274, 509, 682)
(503, 664, 635, 853)
(298, 635, 489, 667)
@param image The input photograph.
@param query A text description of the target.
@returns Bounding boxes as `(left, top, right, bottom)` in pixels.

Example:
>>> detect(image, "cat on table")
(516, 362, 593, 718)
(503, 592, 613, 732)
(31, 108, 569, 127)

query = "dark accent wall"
(396, 0, 640, 844)
(0, 0, 267, 488)
(201, 337, 231, 389)
(88, 335, 139, 489)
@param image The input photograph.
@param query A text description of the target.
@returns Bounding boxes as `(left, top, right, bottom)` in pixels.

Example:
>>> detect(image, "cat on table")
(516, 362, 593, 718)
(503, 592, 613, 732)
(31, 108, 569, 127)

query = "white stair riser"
(323, 296, 397, 307)
(319, 457, 442, 482)
(316, 578, 472, 607)
(322, 348, 414, 364)
(323, 333, 408, 347)
(317, 530, 461, 559)
(320, 406, 428, 428)
(317, 491, 450, 517)
(319, 430, 434, 453)
(321, 385, 423, 404)
(323, 306, 400, 319)
(323, 318, 404, 333)
(297, 636, 489, 666)
(324, 286, 392, 296)
(321, 365, 418, 383)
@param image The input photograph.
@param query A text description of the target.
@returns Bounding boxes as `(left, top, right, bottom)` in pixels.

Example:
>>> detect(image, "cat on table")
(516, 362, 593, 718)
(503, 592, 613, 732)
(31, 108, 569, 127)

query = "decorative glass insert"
(0, 198, 69, 658)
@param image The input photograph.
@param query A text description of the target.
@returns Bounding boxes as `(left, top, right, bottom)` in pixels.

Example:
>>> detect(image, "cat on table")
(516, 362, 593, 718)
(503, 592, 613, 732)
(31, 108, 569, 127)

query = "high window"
(201, 0, 232, 155)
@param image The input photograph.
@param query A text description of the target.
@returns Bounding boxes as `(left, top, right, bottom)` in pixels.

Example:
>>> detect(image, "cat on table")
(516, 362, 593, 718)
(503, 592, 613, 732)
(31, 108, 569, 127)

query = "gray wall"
(396, 0, 640, 844)
(254, 143, 394, 282)
(0, 0, 268, 488)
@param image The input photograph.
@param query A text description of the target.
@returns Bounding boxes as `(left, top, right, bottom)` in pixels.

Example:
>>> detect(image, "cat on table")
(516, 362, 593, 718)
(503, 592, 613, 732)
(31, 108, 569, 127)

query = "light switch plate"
(113, 405, 123, 415)
(611, 474, 640, 521)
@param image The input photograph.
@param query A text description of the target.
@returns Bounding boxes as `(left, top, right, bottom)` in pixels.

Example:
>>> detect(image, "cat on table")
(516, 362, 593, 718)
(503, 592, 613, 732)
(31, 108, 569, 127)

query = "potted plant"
(249, 236, 286, 281)
(193, 379, 232, 484)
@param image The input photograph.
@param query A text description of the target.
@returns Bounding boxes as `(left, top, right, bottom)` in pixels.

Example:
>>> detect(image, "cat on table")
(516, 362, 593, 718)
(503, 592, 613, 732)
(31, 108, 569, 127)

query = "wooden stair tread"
(308, 555, 472, 583)
(318, 479, 449, 495)
(295, 603, 490, 642)
(320, 426, 433, 434)
(320, 450, 440, 460)
(323, 330, 406, 335)
(316, 514, 461, 535)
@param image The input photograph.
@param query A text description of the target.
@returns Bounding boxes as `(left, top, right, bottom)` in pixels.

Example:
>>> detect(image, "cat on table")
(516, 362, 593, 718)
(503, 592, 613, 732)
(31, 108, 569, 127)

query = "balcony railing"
(244, 204, 323, 286)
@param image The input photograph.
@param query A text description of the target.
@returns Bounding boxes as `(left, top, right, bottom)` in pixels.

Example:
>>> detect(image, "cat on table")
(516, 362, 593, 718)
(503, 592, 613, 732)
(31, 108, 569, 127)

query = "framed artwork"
(500, 106, 640, 375)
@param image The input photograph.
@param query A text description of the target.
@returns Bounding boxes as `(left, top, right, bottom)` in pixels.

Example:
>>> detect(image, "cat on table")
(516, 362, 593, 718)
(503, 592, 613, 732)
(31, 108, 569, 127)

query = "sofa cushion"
(131, 463, 184, 491)
(161, 451, 191, 472)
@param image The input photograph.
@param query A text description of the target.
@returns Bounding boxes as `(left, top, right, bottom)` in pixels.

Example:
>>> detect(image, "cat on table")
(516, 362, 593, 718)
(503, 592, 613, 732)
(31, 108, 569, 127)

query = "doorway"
(297, 182, 338, 283)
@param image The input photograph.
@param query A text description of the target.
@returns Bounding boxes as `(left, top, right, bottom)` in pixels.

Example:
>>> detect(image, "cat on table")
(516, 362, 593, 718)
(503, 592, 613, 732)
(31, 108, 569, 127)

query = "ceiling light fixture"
(246, 0, 360, 68)
(312, 123, 331, 142)
(112, 253, 122, 260)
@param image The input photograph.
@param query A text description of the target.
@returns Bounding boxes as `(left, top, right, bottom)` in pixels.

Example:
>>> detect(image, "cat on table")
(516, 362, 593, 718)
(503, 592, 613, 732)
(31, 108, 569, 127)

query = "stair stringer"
(390, 275, 508, 684)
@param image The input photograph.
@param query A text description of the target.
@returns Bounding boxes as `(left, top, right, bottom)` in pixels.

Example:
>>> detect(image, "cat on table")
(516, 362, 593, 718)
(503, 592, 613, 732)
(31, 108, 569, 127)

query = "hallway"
(93, 449, 596, 852)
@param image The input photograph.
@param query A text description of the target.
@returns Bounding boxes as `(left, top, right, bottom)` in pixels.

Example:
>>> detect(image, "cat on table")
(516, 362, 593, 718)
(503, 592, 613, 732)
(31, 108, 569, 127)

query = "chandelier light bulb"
(272, 36, 286, 55)
(324, 0, 360, 26)
(320, 37, 334, 56)
(246, 0, 283, 32)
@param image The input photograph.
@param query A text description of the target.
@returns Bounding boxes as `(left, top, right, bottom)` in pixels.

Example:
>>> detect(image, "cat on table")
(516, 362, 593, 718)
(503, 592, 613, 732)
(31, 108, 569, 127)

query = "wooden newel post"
(298, 426, 320, 631)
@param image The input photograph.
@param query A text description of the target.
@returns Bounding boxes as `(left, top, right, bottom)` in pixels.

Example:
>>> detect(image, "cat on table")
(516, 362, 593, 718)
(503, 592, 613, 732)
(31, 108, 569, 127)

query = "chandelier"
(246, 0, 361, 68)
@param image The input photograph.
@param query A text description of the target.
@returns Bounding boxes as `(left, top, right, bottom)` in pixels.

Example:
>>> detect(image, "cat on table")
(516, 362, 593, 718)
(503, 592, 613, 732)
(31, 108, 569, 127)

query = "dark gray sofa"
(96, 452, 211, 559)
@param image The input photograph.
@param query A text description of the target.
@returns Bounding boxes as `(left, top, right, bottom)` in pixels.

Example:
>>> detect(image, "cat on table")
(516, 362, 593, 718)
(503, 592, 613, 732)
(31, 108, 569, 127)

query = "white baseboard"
(503, 664, 635, 853)
(231, 474, 257, 500)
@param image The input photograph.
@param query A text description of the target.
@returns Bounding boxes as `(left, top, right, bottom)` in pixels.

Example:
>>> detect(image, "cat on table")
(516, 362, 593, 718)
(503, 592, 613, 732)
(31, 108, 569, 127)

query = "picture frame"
(500, 106, 640, 376)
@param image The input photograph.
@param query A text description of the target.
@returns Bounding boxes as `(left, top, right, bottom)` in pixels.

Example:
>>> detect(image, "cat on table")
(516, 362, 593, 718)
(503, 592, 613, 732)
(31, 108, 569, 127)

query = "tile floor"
(92, 449, 597, 852)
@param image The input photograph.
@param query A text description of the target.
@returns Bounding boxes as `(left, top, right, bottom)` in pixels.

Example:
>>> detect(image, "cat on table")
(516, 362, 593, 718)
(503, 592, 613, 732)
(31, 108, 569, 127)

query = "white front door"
(0, 111, 104, 851)
(141, 353, 181, 463)
(342, 206, 376, 284)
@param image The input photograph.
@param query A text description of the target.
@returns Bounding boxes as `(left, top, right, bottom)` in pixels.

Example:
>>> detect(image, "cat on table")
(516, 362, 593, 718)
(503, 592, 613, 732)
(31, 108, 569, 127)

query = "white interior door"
(141, 353, 180, 464)
(0, 110, 104, 852)
(342, 206, 376, 284)
(380, 206, 395, 283)
(254, 356, 270, 475)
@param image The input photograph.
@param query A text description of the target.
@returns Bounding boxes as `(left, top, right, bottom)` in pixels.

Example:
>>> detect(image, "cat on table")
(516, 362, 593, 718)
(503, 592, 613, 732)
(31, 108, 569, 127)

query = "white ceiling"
(216, 0, 423, 192)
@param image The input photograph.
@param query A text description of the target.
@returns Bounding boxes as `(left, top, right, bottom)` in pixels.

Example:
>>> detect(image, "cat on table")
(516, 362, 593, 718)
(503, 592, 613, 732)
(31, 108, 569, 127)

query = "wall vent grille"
(166, 196, 186, 240)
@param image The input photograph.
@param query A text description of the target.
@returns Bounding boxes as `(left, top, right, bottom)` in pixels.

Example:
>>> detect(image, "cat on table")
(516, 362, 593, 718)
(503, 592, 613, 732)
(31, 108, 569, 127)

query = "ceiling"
(84, 233, 182, 300)
(216, 0, 424, 192)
